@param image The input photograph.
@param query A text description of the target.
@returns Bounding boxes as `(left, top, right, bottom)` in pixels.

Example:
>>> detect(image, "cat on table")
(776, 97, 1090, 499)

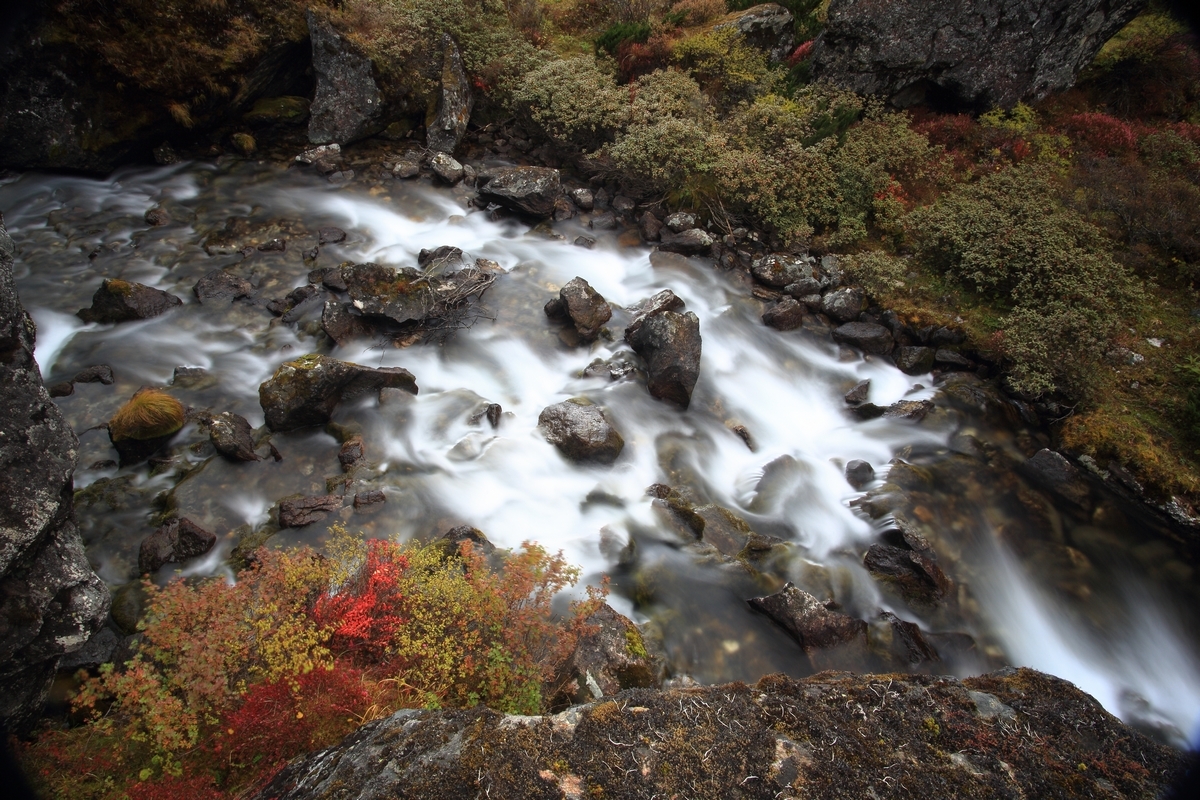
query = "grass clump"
(108, 389, 186, 442)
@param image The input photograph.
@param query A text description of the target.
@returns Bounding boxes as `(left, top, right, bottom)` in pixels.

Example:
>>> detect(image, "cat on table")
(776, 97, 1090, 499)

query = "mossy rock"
(243, 95, 311, 126)
(109, 388, 185, 442)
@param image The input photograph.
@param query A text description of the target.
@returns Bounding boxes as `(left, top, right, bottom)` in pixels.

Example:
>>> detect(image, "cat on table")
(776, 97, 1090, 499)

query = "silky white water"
(2, 160, 1197, 745)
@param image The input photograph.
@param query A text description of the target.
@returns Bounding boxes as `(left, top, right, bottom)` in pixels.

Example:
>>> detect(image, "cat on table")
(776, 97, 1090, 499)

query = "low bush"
(513, 57, 626, 150)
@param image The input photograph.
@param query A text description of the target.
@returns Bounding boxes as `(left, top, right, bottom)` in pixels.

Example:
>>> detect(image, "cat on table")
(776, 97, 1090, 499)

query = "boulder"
(538, 400, 625, 464)
(639, 210, 663, 242)
(894, 345, 936, 375)
(812, 0, 1147, 109)
(748, 583, 867, 652)
(426, 35, 472, 154)
(832, 321, 894, 355)
(657, 228, 714, 255)
(625, 299, 702, 409)
(341, 263, 436, 324)
(209, 411, 259, 462)
(570, 188, 594, 210)
(73, 364, 114, 385)
(321, 301, 377, 346)
(194, 269, 252, 304)
(751, 254, 808, 287)
(259, 354, 417, 431)
(429, 152, 464, 184)
(279, 495, 343, 528)
(845, 459, 875, 489)
(545, 277, 612, 342)
(713, 4, 797, 63)
(307, 10, 385, 144)
(553, 604, 659, 705)
(77, 278, 182, 323)
(663, 212, 695, 233)
(844, 379, 870, 405)
(820, 287, 863, 323)
(884, 398, 935, 422)
(138, 518, 217, 573)
(477, 167, 561, 217)
(1020, 449, 1092, 511)
(762, 297, 805, 331)
(864, 542, 952, 605)
(0, 216, 109, 733)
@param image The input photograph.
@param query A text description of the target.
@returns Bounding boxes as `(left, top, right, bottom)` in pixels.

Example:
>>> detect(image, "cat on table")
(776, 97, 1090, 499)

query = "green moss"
(624, 628, 648, 660)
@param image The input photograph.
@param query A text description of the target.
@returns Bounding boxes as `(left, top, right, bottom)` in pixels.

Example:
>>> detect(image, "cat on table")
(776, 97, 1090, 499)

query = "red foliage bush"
(786, 40, 813, 67)
(617, 33, 674, 84)
(1060, 112, 1140, 157)
(126, 774, 224, 800)
(313, 539, 408, 662)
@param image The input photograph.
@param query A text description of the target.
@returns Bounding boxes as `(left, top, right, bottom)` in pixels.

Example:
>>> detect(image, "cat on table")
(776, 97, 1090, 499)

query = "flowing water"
(3, 159, 1199, 746)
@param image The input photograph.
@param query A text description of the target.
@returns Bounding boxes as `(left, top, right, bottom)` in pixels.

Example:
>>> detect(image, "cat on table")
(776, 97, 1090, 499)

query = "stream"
(3, 157, 1199, 747)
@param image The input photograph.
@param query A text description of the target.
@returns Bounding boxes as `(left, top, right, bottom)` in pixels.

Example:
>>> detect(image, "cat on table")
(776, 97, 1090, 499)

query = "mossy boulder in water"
(108, 388, 186, 466)
(259, 354, 417, 431)
(78, 279, 182, 324)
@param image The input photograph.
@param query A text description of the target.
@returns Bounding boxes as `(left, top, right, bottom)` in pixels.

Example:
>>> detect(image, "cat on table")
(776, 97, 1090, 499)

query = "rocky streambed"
(2, 146, 1199, 771)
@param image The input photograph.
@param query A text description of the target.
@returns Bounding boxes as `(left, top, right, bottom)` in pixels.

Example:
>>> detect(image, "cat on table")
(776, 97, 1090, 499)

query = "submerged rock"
(538, 400, 625, 464)
(77, 278, 182, 323)
(194, 269, 252, 304)
(748, 582, 867, 652)
(625, 290, 701, 409)
(278, 495, 343, 528)
(138, 517, 217, 573)
(259, 354, 417, 431)
(544, 276, 612, 342)
(478, 167, 561, 217)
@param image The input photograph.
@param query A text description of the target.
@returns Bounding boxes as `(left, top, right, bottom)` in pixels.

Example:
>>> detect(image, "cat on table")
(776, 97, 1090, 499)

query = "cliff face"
(258, 668, 1185, 800)
(812, 0, 1148, 110)
(0, 215, 109, 733)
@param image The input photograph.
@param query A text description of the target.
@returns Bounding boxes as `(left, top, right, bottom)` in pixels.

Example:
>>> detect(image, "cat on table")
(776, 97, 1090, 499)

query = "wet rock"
(144, 207, 170, 226)
(73, 364, 115, 385)
(310, 266, 349, 291)
(279, 495, 343, 528)
(438, 525, 495, 557)
(590, 211, 618, 231)
(751, 254, 807, 288)
(935, 348, 974, 368)
(477, 166, 561, 217)
(844, 379, 870, 405)
(339, 435, 366, 472)
(417, 246, 464, 269)
(884, 398, 935, 422)
(553, 604, 659, 705)
(663, 212, 695, 233)
(194, 269, 252, 304)
(694, 504, 756, 557)
(353, 490, 386, 513)
(48, 381, 73, 397)
(864, 542, 951, 604)
(625, 295, 702, 409)
(820, 287, 864, 323)
(850, 402, 886, 420)
(430, 152, 464, 184)
(259, 353, 417, 431)
(138, 517, 217, 573)
(832, 321, 893, 355)
(77, 278, 183, 323)
(257, 667, 1184, 800)
(870, 611, 941, 667)
(611, 195, 635, 215)
(1020, 449, 1092, 511)
(553, 196, 577, 220)
(570, 188, 594, 211)
(762, 297, 805, 331)
(894, 345, 935, 375)
(318, 226, 347, 245)
(658, 228, 714, 255)
(108, 388, 186, 466)
(573, 235, 596, 249)
(812, 0, 1145, 109)
(426, 35, 473, 154)
(307, 10, 385, 144)
(209, 411, 259, 462)
(321, 301, 376, 346)
(639, 210, 663, 242)
(845, 459, 875, 489)
(748, 583, 867, 652)
(0, 217, 108, 732)
(538, 400, 625, 464)
(784, 276, 822, 297)
(545, 277, 612, 342)
(714, 3, 797, 62)
(339, 263, 436, 324)
(59, 625, 121, 671)
(172, 366, 215, 390)
(392, 157, 421, 179)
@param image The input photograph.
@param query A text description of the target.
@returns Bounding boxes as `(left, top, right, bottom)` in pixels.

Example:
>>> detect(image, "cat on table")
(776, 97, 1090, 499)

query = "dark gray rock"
(935, 348, 974, 368)
(812, 0, 1146, 109)
(353, 490, 386, 512)
(307, 10, 385, 144)
(748, 583, 867, 652)
(658, 228, 714, 255)
(625, 297, 702, 409)
(573, 235, 596, 249)
(478, 167, 561, 217)
(538, 400, 625, 464)
(279, 495, 343, 528)
(570, 188, 594, 210)
(611, 195, 635, 215)
(820, 287, 864, 323)
(884, 398, 935, 422)
(784, 277, 822, 297)
(713, 3, 797, 63)
(430, 152, 464, 184)
(418, 246, 464, 269)
(762, 297, 806, 331)
(844, 379, 871, 405)
(639, 210, 663, 242)
(590, 211, 618, 230)
(138, 518, 217, 573)
(547, 277, 612, 342)
(0, 216, 109, 733)
(1020, 449, 1092, 511)
(864, 542, 951, 605)
(553, 603, 659, 705)
(321, 302, 375, 346)
(663, 212, 695, 233)
(144, 207, 170, 227)
(752, 254, 808, 287)
(209, 411, 259, 462)
(194, 269, 252, 304)
(426, 35, 472, 154)
(77, 278, 182, 323)
(845, 459, 875, 489)
(554, 196, 577, 220)
(73, 364, 115, 385)
(832, 321, 894, 355)
(318, 226, 347, 245)
(48, 381, 73, 397)
(59, 625, 121, 671)
(259, 354, 418, 431)
(894, 345, 935, 375)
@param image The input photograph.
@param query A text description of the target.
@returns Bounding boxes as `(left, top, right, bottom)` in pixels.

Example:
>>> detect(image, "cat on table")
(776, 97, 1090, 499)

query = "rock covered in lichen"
(259, 354, 417, 431)
(77, 278, 182, 323)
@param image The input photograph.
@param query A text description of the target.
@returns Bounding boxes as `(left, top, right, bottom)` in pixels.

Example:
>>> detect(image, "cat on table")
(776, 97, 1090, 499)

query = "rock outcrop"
(812, 0, 1147, 110)
(307, 10, 386, 144)
(713, 4, 797, 63)
(0, 216, 109, 733)
(257, 668, 1186, 800)
(426, 35, 472, 154)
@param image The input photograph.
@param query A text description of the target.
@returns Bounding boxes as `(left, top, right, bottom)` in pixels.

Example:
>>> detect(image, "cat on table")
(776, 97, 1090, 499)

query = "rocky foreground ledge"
(258, 668, 1184, 800)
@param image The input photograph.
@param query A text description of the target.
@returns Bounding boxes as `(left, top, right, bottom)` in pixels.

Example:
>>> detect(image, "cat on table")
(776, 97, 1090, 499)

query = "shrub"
(616, 31, 677, 83)
(671, 27, 774, 106)
(596, 21, 651, 56)
(841, 251, 910, 298)
(668, 0, 726, 26)
(1059, 112, 1139, 158)
(513, 57, 626, 150)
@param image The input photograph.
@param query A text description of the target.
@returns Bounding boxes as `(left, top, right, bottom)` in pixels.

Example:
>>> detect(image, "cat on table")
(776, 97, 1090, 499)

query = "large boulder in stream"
(811, 0, 1147, 109)
(538, 399, 625, 464)
(477, 167, 561, 217)
(0, 216, 109, 733)
(545, 276, 612, 342)
(338, 262, 498, 330)
(625, 290, 702, 409)
(259, 354, 417, 431)
(77, 278, 182, 324)
(256, 668, 1186, 800)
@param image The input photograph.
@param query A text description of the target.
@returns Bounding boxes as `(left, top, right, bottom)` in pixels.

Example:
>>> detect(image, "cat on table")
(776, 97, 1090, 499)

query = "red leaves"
(314, 540, 408, 662)
(787, 40, 814, 68)
(1060, 112, 1140, 157)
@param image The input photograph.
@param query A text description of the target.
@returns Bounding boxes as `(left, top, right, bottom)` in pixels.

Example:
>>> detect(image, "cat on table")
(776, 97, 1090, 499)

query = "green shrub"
(513, 57, 626, 150)
(595, 20, 651, 55)
(671, 27, 777, 106)
(841, 251, 910, 298)
(628, 67, 710, 125)
(608, 116, 723, 194)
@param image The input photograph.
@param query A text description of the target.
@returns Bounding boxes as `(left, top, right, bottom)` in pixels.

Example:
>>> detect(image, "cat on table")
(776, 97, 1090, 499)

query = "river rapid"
(3, 157, 1199, 747)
